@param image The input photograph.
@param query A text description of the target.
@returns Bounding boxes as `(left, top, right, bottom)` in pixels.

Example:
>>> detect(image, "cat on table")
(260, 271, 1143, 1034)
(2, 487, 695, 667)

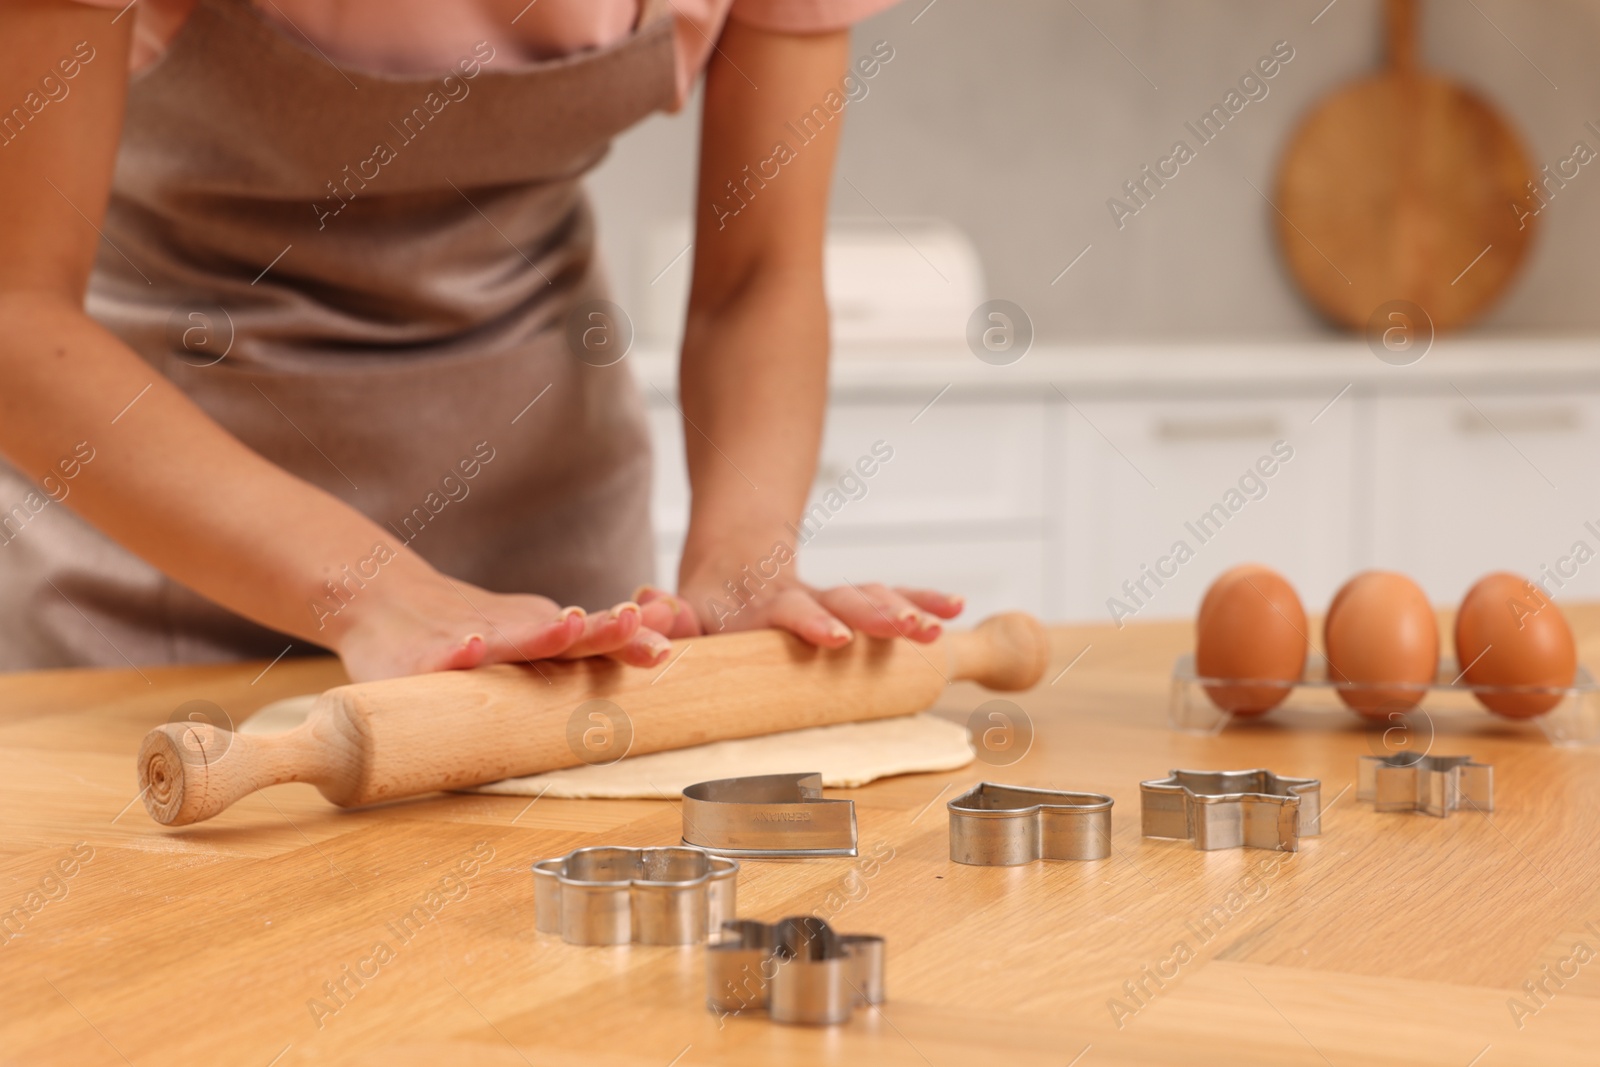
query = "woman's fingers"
(610, 627, 676, 668)
(551, 602, 672, 666)
(512, 607, 588, 658)
(557, 602, 639, 655)
(439, 633, 489, 671)
(436, 582, 959, 675)
(815, 583, 944, 642)
(434, 602, 587, 672)
(814, 584, 900, 639)
(766, 587, 853, 648)
(478, 602, 669, 669)
(896, 588, 965, 619)
(636, 590, 677, 635)
(635, 586, 704, 638)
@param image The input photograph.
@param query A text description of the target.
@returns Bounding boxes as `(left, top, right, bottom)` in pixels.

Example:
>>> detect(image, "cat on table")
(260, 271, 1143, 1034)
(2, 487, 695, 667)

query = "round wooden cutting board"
(1273, 0, 1537, 333)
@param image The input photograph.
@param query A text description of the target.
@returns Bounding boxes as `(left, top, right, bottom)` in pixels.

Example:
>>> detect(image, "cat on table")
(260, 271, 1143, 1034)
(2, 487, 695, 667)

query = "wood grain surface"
(3, 608, 1600, 1066)
(1273, 0, 1536, 333)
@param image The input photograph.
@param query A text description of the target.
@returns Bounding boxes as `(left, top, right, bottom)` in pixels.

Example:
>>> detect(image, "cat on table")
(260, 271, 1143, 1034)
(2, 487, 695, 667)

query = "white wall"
(589, 0, 1600, 343)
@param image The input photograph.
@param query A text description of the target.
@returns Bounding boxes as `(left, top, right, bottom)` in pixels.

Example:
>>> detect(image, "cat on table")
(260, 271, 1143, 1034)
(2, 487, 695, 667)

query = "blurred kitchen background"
(590, 0, 1600, 624)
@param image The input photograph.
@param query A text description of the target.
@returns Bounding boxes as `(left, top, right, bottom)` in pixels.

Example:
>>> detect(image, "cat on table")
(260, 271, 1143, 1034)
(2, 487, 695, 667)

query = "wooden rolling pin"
(139, 612, 1049, 826)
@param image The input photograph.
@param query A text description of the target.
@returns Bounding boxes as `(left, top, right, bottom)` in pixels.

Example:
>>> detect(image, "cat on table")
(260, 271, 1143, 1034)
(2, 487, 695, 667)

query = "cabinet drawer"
(1054, 396, 1357, 623)
(1367, 392, 1600, 603)
(649, 399, 1047, 538)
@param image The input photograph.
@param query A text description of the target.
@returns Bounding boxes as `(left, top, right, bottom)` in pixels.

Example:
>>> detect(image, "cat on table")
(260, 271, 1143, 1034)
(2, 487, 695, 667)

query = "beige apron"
(0, 0, 674, 670)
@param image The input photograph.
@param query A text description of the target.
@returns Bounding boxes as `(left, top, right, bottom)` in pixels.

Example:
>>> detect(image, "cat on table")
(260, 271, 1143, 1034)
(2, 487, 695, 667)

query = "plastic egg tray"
(1169, 654, 1600, 747)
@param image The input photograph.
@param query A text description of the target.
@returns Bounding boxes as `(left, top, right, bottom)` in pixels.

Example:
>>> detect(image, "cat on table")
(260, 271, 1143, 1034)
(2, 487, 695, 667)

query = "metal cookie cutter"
(1357, 754, 1493, 817)
(1141, 769, 1321, 852)
(947, 782, 1114, 865)
(682, 772, 858, 858)
(533, 846, 738, 946)
(707, 916, 885, 1026)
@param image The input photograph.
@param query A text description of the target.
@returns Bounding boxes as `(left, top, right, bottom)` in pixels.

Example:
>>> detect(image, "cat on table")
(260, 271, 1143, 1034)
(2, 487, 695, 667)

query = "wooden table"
(4, 612, 1599, 1066)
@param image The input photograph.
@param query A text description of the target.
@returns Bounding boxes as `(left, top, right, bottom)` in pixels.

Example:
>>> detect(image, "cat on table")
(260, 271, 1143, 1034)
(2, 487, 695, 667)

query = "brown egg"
(1196, 564, 1308, 716)
(1455, 572, 1577, 718)
(1324, 571, 1438, 718)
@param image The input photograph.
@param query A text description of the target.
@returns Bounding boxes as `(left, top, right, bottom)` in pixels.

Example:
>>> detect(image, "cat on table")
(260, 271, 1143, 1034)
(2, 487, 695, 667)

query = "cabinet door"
(648, 400, 1044, 535)
(648, 397, 1049, 607)
(1368, 392, 1600, 604)
(798, 400, 1046, 532)
(1055, 395, 1358, 624)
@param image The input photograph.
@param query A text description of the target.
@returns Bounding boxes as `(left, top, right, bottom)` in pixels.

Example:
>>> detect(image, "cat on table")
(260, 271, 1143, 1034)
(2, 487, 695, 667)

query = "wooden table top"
(3, 610, 1599, 1067)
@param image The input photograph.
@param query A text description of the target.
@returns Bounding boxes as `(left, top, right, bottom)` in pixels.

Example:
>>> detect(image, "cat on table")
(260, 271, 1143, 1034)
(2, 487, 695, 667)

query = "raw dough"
(239, 695, 973, 798)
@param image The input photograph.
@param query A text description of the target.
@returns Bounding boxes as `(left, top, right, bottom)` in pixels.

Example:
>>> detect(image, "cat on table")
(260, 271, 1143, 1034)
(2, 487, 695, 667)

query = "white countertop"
(631, 334, 1600, 400)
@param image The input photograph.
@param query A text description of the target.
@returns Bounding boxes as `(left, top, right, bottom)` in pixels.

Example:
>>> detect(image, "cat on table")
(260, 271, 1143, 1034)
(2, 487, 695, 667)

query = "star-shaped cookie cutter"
(1140, 769, 1322, 852)
(947, 782, 1114, 865)
(1357, 754, 1493, 817)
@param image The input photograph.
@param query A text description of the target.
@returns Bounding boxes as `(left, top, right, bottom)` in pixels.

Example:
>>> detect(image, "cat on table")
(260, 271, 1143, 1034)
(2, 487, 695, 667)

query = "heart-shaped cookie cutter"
(947, 782, 1114, 865)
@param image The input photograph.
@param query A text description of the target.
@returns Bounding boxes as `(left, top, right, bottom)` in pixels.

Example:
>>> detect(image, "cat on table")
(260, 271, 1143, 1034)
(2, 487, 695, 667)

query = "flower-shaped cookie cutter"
(947, 782, 1114, 865)
(533, 845, 738, 946)
(1140, 768, 1321, 852)
(1357, 754, 1493, 817)
(706, 916, 885, 1026)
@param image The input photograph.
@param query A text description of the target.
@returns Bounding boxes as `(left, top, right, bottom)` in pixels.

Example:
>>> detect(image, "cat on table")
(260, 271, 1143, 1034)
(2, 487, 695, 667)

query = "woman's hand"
(640, 574, 965, 648)
(331, 572, 679, 683)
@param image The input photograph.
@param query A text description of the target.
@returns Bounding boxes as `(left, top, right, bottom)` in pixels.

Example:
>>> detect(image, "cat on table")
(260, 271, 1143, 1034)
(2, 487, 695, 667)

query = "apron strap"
(638, 0, 675, 31)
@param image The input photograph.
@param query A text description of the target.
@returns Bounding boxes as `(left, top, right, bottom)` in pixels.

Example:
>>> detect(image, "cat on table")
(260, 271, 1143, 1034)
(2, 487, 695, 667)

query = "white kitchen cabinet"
(1366, 391, 1600, 605)
(801, 400, 1046, 531)
(651, 400, 1046, 535)
(639, 340, 1600, 626)
(648, 397, 1048, 589)
(1054, 395, 1359, 625)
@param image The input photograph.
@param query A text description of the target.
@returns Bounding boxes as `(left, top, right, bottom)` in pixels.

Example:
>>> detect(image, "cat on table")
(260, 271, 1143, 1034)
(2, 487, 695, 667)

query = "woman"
(0, 0, 963, 681)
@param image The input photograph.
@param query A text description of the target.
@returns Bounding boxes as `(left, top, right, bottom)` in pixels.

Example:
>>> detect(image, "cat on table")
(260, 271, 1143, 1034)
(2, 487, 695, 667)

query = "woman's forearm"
(677, 263, 829, 584)
(0, 6, 438, 651)
(0, 293, 438, 646)
(676, 22, 847, 589)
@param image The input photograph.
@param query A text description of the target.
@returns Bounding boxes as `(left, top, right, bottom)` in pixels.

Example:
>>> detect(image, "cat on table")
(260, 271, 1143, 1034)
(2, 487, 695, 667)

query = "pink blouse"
(73, 0, 897, 104)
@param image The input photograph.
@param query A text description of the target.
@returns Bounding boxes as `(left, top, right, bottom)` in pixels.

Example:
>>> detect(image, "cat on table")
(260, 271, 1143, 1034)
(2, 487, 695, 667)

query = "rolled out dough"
(239, 695, 973, 798)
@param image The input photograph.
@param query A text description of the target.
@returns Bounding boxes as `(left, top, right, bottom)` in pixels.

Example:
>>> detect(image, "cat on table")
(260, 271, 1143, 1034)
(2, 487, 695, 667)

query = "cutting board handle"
(1386, 0, 1418, 73)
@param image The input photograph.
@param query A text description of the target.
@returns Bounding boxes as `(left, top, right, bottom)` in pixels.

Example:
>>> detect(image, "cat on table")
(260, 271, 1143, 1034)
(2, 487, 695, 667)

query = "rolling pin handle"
(138, 721, 344, 826)
(944, 612, 1051, 691)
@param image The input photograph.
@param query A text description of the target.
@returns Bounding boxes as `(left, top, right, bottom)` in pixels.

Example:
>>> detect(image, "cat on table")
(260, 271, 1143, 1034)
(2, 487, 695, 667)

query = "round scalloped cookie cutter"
(532, 845, 738, 946)
(706, 916, 885, 1026)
